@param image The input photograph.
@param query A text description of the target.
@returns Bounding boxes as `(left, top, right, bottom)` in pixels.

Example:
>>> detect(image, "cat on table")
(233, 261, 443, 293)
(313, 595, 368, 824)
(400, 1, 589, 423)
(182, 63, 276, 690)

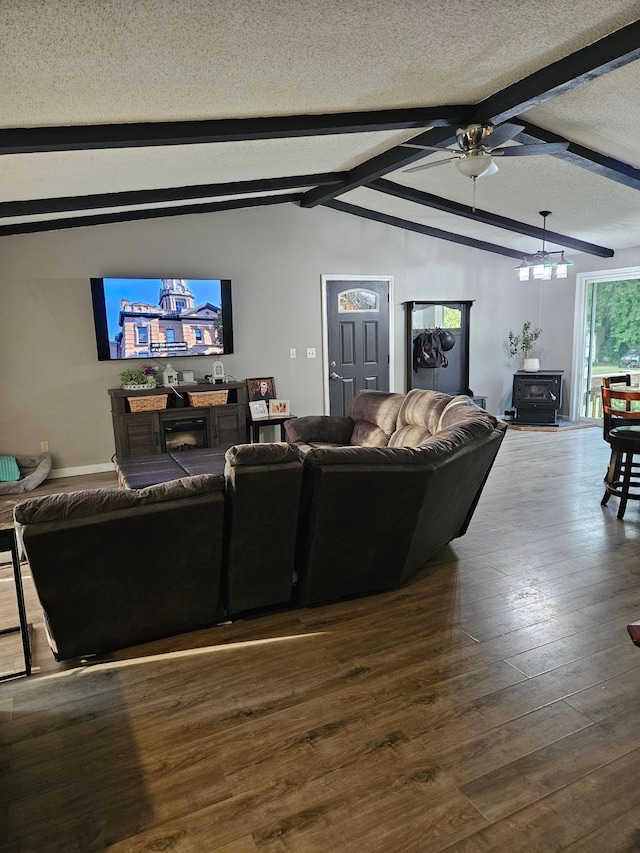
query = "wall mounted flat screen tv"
(91, 277, 234, 361)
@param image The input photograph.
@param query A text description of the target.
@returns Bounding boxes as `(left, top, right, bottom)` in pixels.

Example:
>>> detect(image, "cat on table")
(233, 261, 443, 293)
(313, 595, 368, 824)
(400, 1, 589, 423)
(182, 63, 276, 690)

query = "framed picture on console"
(269, 399, 290, 416)
(247, 377, 276, 408)
(249, 400, 268, 419)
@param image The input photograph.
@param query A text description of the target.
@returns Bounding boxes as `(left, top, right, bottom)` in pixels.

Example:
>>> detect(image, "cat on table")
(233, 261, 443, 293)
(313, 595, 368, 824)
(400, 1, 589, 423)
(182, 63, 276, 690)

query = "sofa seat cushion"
(115, 455, 188, 489)
(284, 415, 354, 446)
(347, 390, 404, 446)
(169, 448, 226, 477)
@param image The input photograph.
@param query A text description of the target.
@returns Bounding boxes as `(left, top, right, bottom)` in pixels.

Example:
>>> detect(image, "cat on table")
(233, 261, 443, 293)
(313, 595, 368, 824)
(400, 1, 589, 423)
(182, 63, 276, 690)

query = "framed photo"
(247, 377, 276, 408)
(269, 399, 290, 416)
(249, 400, 269, 419)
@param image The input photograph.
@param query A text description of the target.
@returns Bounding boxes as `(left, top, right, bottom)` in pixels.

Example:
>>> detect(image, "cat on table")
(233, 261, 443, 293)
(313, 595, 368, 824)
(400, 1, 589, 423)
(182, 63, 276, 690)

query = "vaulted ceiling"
(2, 1, 640, 265)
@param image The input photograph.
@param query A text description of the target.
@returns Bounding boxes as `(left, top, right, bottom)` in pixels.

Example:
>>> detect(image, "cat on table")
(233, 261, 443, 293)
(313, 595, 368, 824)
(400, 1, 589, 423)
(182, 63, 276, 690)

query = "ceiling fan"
(403, 122, 568, 179)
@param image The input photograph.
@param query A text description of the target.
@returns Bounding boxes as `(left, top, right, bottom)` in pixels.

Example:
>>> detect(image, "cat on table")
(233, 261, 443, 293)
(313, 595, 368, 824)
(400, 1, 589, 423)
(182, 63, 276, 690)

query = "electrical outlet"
(306, 347, 316, 359)
(40, 441, 49, 453)
(289, 348, 297, 359)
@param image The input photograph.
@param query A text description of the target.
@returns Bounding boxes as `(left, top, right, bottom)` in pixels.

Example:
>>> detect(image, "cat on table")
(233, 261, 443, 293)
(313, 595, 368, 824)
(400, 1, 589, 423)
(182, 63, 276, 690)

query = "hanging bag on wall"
(413, 329, 448, 371)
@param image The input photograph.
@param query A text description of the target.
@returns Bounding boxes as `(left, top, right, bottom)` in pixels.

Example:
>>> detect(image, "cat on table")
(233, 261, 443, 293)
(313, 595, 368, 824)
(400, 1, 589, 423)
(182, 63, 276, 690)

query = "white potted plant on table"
(508, 321, 542, 372)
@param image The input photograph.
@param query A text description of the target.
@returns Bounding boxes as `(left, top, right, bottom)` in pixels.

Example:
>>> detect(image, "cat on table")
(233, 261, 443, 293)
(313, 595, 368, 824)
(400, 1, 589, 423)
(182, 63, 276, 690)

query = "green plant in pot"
(120, 364, 158, 389)
(508, 321, 542, 372)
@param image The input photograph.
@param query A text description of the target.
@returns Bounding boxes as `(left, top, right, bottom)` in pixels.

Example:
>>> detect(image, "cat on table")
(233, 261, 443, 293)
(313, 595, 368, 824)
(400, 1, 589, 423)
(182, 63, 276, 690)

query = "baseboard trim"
(50, 462, 116, 479)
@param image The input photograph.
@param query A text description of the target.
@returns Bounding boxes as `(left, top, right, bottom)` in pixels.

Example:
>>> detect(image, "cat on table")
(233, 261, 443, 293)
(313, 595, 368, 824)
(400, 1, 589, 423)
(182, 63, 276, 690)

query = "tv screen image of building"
(91, 277, 234, 361)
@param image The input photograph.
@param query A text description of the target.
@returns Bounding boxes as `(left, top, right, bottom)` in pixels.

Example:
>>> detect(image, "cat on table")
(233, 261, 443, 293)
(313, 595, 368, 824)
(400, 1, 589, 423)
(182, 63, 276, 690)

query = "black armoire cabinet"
(405, 301, 474, 397)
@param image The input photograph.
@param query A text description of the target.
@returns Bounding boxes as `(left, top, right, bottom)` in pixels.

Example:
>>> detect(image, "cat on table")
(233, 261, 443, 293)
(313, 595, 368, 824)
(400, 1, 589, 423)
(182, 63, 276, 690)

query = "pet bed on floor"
(0, 453, 52, 494)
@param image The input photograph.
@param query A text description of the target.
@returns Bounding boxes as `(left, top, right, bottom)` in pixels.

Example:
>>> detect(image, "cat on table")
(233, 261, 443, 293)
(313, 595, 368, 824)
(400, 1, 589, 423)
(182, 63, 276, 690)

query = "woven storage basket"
(127, 394, 168, 412)
(187, 390, 229, 406)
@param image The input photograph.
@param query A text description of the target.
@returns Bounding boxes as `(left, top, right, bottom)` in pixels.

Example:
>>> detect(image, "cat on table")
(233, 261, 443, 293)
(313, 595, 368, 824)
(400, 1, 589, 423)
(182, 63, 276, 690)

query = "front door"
(323, 277, 391, 416)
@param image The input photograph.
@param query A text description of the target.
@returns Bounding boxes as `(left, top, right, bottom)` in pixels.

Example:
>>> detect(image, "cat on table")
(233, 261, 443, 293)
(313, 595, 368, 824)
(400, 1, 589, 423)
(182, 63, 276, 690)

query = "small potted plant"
(508, 321, 542, 372)
(120, 364, 158, 389)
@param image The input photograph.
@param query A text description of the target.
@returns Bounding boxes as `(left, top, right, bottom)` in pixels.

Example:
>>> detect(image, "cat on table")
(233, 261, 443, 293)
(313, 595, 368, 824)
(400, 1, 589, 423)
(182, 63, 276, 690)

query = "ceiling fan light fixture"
(515, 260, 530, 281)
(455, 152, 494, 179)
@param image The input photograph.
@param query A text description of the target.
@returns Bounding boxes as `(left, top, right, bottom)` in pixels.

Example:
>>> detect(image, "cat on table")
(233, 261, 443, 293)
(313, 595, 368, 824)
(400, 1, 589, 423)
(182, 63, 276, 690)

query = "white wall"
(1, 202, 634, 472)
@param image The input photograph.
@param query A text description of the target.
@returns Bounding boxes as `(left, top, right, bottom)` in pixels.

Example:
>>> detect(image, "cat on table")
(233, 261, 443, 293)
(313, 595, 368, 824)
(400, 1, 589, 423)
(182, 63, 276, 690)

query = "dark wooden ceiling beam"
(300, 126, 459, 208)
(471, 20, 640, 126)
(515, 121, 640, 191)
(0, 173, 345, 218)
(323, 199, 525, 259)
(370, 178, 615, 257)
(0, 107, 469, 155)
(0, 193, 300, 236)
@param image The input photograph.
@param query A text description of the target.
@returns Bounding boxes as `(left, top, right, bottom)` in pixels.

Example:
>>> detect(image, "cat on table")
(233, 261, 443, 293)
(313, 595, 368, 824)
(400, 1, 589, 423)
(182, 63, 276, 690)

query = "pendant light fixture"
(514, 211, 574, 281)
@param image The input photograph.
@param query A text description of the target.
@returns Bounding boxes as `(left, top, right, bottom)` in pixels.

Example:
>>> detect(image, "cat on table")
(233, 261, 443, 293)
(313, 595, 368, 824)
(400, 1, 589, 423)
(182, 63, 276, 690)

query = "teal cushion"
(0, 456, 21, 482)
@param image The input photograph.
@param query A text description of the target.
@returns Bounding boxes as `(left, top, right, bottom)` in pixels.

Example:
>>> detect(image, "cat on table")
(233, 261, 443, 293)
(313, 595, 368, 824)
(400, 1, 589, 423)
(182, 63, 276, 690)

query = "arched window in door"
(337, 288, 380, 312)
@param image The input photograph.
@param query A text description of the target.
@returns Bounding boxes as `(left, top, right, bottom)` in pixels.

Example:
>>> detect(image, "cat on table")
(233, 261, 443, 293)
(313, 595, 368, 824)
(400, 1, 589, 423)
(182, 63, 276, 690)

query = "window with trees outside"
(583, 276, 640, 417)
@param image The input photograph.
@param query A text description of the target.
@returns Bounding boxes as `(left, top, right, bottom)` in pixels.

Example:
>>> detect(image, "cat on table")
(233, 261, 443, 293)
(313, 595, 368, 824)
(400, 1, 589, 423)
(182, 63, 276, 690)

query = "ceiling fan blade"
(404, 156, 460, 173)
(486, 122, 525, 147)
(400, 142, 452, 152)
(493, 142, 569, 156)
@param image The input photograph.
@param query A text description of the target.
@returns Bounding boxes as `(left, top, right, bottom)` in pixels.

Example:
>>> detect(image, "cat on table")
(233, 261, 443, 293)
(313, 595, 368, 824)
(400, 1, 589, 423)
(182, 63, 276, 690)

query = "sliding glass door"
(581, 275, 640, 418)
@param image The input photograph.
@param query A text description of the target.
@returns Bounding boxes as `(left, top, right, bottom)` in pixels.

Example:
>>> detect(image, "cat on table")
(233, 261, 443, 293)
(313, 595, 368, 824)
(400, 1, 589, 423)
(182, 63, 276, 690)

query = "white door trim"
(320, 274, 394, 415)
(571, 266, 640, 421)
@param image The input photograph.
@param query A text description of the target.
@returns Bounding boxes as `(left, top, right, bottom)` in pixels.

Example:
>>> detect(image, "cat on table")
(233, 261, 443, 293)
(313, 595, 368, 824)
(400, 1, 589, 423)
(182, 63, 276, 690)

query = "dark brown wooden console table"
(0, 525, 32, 680)
(109, 381, 249, 458)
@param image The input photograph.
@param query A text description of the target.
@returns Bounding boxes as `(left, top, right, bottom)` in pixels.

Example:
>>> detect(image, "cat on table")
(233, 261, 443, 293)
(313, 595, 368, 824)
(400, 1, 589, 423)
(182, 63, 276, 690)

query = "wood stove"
(512, 370, 563, 425)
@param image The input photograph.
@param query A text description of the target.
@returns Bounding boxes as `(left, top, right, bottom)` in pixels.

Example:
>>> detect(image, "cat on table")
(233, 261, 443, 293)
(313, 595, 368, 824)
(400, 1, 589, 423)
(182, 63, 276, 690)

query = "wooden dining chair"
(601, 374, 632, 440)
(601, 385, 640, 519)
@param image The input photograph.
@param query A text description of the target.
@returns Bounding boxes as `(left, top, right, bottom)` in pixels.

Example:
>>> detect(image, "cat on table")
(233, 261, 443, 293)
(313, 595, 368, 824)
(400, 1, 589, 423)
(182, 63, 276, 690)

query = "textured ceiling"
(1, 0, 639, 260)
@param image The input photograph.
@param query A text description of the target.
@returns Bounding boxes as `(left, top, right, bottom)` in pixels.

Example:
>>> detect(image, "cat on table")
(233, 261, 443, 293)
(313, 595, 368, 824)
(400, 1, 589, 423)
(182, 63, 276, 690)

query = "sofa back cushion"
(438, 395, 497, 431)
(347, 390, 404, 446)
(389, 389, 453, 446)
(389, 389, 496, 447)
(14, 473, 224, 525)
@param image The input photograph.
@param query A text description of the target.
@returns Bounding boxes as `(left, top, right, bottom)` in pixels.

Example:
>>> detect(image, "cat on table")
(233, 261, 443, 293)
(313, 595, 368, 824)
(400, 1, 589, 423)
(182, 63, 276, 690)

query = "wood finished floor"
(3, 427, 640, 851)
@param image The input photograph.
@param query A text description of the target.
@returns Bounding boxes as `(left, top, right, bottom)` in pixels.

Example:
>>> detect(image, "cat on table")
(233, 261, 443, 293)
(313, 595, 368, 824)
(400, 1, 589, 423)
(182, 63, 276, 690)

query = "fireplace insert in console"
(512, 370, 563, 425)
(161, 417, 208, 452)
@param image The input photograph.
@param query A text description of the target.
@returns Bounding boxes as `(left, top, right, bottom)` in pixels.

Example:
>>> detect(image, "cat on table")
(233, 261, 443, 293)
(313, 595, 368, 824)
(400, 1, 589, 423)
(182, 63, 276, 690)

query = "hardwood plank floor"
(3, 427, 640, 851)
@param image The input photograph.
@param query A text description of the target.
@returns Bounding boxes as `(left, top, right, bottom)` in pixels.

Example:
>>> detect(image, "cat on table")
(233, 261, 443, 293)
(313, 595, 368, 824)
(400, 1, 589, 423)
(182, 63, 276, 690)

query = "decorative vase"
(523, 358, 540, 373)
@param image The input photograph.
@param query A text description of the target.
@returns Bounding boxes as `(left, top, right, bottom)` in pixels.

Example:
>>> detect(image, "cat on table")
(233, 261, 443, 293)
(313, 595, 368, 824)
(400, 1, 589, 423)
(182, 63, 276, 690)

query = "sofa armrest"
(284, 415, 354, 445)
(225, 441, 299, 467)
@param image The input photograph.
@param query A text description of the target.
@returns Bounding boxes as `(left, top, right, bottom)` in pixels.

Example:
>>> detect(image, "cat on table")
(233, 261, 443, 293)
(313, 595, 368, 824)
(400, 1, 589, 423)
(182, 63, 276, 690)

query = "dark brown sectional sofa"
(14, 389, 506, 661)
(285, 389, 506, 605)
